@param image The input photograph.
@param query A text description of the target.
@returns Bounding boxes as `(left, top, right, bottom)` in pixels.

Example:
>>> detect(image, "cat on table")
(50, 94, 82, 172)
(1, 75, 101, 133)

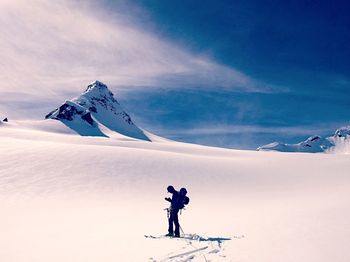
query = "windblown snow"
(1, 117, 350, 262)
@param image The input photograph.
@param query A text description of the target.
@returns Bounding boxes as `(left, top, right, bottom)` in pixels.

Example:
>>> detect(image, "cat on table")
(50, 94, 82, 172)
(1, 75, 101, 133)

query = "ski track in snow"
(146, 234, 237, 261)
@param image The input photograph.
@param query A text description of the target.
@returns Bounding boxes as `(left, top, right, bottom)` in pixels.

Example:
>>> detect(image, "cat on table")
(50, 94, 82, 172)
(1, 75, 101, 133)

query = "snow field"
(1, 122, 350, 261)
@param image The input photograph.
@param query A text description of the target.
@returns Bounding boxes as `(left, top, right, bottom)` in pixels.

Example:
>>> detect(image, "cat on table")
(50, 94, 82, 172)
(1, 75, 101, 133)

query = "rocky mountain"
(0, 117, 8, 125)
(257, 126, 350, 153)
(46, 81, 150, 141)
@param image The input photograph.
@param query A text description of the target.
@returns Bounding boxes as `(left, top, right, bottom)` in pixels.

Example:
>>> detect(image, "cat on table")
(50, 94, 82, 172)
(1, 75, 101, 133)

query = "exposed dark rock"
(81, 113, 94, 126)
(89, 106, 97, 113)
(46, 103, 83, 121)
(57, 104, 82, 121)
(309, 136, 320, 142)
(45, 102, 94, 126)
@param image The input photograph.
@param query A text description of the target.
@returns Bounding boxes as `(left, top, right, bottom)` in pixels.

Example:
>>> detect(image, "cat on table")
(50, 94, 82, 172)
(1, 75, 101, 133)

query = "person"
(165, 185, 181, 237)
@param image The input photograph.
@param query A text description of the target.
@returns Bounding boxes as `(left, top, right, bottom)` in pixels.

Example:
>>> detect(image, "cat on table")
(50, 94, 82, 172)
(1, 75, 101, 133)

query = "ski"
(144, 234, 183, 239)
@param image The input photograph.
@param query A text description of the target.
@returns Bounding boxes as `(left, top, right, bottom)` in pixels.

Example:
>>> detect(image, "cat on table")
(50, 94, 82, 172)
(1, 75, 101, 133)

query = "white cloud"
(0, 0, 279, 99)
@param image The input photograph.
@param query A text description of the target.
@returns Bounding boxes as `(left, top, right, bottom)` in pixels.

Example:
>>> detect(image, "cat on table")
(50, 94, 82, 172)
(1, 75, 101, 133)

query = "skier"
(165, 185, 190, 237)
(165, 185, 180, 237)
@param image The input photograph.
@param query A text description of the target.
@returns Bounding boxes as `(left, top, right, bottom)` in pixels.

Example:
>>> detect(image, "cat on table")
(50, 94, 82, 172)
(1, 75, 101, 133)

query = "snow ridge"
(257, 126, 350, 153)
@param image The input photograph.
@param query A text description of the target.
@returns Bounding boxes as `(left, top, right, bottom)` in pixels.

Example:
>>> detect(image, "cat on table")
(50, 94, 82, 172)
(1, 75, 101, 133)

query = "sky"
(0, 0, 349, 149)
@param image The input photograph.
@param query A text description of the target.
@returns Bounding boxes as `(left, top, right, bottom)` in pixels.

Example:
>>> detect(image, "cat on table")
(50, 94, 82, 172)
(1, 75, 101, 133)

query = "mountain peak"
(334, 126, 350, 138)
(83, 80, 113, 99)
(85, 80, 108, 90)
(46, 81, 150, 141)
(257, 126, 350, 153)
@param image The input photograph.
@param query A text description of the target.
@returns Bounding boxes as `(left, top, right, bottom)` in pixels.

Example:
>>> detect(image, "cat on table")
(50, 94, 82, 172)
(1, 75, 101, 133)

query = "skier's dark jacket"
(166, 190, 181, 210)
(166, 190, 189, 210)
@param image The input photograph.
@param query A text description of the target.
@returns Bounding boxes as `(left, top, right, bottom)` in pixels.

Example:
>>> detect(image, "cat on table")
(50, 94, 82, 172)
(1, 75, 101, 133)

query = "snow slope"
(46, 81, 150, 141)
(258, 126, 350, 153)
(1, 122, 350, 262)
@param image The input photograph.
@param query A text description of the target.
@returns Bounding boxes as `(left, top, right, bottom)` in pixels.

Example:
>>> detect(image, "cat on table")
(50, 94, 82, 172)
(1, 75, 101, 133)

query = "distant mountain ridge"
(46, 81, 150, 141)
(257, 126, 350, 153)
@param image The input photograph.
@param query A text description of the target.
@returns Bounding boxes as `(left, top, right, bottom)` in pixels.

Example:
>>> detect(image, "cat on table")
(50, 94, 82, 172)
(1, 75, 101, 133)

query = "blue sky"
(0, 0, 349, 149)
(112, 0, 350, 148)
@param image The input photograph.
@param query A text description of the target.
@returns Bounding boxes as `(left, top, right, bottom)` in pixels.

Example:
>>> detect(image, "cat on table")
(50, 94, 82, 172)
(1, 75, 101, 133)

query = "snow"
(335, 126, 350, 138)
(1, 121, 350, 261)
(46, 81, 150, 141)
(258, 126, 350, 153)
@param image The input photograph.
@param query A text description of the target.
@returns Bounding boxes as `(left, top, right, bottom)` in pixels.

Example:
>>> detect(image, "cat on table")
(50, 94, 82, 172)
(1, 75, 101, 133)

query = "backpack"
(178, 188, 190, 209)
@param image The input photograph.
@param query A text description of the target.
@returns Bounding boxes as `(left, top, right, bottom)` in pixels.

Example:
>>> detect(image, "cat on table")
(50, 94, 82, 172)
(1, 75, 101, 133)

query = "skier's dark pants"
(168, 208, 180, 236)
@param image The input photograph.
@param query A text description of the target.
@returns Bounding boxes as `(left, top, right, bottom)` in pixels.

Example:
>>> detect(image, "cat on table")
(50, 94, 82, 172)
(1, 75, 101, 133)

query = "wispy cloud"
(0, 0, 281, 102)
(150, 124, 338, 137)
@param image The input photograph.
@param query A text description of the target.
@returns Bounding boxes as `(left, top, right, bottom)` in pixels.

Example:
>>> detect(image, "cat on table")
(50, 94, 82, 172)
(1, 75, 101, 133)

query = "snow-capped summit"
(257, 135, 333, 153)
(46, 81, 150, 141)
(81, 81, 116, 103)
(257, 126, 349, 153)
(298, 135, 333, 152)
(334, 126, 350, 138)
